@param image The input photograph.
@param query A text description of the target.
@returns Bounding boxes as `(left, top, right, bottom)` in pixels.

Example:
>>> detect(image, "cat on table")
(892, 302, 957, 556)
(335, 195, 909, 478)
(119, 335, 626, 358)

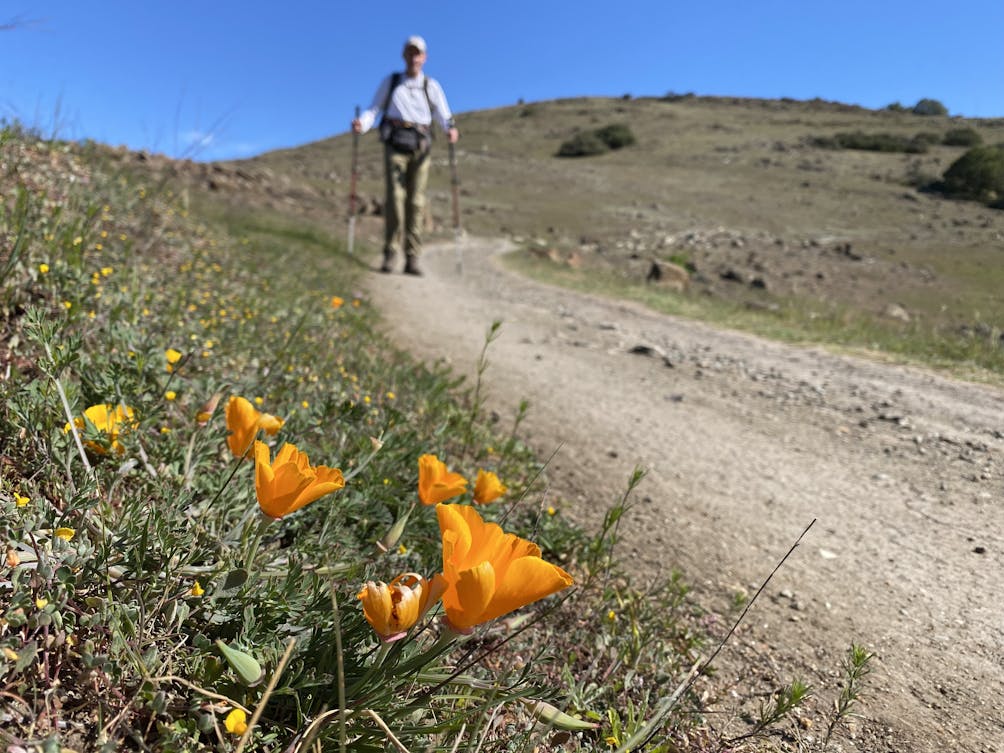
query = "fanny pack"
(379, 71, 435, 155)
(381, 121, 429, 155)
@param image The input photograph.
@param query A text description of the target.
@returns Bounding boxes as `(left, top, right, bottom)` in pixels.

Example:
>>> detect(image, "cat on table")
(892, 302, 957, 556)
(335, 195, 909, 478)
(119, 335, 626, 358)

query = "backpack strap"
(380, 72, 436, 138)
(423, 76, 436, 141)
(379, 72, 403, 126)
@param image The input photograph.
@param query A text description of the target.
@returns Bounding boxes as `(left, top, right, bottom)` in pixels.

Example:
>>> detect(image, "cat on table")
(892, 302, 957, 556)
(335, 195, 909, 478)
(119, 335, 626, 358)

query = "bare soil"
(366, 237, 1004, 753)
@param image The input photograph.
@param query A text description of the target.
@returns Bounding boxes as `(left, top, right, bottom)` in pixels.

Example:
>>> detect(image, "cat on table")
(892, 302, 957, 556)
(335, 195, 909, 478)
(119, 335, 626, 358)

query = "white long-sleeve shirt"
(357, 72, 454, 133)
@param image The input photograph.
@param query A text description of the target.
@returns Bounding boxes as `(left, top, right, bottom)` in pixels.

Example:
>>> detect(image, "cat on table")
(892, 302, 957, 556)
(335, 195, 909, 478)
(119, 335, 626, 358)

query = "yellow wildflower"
(224, 708, 248, 735)
(64, 404, 137, 455)
(165, 348, 182, 372)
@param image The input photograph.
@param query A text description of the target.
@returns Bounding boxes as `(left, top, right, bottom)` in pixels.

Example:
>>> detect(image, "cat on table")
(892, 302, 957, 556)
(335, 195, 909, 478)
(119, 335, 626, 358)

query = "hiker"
(352, 35, 460, 276)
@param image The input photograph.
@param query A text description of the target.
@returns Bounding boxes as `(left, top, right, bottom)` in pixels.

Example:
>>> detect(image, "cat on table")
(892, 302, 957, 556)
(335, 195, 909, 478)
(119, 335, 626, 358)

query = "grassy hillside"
(240, 95, 1004, 377)
(0, 125, 761, 751)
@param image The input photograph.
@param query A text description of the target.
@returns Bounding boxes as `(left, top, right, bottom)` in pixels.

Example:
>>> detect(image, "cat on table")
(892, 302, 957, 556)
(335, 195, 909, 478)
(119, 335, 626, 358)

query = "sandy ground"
(366, 237, 1004, 752)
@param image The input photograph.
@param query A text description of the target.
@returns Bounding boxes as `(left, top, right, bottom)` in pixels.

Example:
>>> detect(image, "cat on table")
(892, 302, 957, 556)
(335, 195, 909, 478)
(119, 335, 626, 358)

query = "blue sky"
(3, 1, 1002, 161)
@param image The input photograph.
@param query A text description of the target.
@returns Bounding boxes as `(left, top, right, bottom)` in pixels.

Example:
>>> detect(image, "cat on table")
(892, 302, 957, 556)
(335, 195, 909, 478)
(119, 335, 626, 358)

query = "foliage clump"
(811, 130, 933, 154)
(942, 127, 983, 147)
(557, 123, 636, 157)
(557, 131, 610, 157)
(912, 98, 949, 116)
(595, 123, 636, 149)
(938, 143, 1004, 208)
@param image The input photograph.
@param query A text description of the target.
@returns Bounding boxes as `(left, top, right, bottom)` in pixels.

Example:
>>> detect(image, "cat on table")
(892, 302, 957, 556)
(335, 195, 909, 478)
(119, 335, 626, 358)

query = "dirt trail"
(366, 237, 1004, 752)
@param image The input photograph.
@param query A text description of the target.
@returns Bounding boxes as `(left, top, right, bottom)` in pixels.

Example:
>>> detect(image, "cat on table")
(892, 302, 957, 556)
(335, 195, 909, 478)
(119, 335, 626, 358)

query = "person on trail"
(352, 35, 460, 276)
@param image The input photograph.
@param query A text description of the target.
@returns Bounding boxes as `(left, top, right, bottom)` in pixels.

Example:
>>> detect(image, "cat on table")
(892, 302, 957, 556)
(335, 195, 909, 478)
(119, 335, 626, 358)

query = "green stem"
(241, 515, 270, 571)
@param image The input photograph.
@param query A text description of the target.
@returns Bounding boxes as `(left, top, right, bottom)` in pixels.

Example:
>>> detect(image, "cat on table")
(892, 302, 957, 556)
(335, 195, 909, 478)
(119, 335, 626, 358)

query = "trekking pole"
(448, 138, 462, 275)
(347, 105, 360, 256)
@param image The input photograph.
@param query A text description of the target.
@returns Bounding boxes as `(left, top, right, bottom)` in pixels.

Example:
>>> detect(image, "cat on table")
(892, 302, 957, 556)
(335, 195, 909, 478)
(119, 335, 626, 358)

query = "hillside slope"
(237, 95, 1004, 354)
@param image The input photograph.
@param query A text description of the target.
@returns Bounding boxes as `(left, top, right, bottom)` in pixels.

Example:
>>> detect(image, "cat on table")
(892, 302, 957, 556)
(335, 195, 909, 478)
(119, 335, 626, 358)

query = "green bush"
(912, 131, 942, 147)
(557, 131, 609, 157)
(557, 123, 636, 157)
(595, 123, 636, 149)
(943, 127, 983, 147)
(940, 143, 1004, 207)
(811, 131, 930, 153)
(912, 98, 948, 116)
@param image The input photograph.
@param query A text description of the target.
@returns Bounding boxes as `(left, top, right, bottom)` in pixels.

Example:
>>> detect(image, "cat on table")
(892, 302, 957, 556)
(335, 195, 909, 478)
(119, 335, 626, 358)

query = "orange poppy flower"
(253, 441, 344, 519)
(417, 453, 467, 505)
(473, 469, 507, 504)
(357, 572, 444, 642)
(226, 396, 285, 459)
(433, 504, 573, 632)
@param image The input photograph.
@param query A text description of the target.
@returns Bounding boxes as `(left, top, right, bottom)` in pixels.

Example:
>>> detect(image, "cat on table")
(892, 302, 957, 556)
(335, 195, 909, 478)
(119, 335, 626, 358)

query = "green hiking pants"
(383, 145, 430, 259)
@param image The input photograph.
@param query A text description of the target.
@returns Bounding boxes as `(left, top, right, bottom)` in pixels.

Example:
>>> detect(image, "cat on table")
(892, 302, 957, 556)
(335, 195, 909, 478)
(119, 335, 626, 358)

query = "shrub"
(940, 143, 1004, 207)
(912, 131, 942, 148)
(556, 123, 637, 157)
(912, 98, 948, 116)
(557, 131, 609, 157)
(943, 127, 983, 147)
(885, 102, 907, 112)
(595, 123, 636, 149)
(811, 131, 929, 153)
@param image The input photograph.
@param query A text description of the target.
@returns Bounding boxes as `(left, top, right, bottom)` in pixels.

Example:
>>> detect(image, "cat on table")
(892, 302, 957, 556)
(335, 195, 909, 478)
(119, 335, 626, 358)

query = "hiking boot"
(379, 251, 394, 273)
(403, 255, 423, 276)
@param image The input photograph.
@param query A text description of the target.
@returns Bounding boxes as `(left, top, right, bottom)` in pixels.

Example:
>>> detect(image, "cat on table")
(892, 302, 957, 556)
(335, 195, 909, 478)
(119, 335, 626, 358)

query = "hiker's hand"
(351, 119, 362, 134)
(447, 127, 459, 144)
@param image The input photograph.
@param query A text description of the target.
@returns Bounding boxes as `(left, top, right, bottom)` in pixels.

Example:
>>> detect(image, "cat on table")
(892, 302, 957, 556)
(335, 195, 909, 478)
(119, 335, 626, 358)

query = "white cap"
(404, 35, 427, 53)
